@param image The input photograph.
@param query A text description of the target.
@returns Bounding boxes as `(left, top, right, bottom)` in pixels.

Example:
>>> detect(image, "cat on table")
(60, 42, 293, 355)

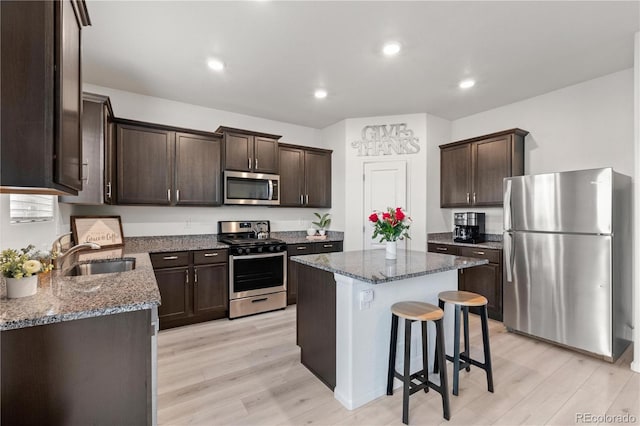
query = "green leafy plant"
(369, 207, 412, 242)
(0, 245, 54, 279)
(312, 212, 331, 230)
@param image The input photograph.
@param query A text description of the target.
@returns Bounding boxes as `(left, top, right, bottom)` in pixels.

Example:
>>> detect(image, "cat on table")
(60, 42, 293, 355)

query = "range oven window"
(232, 256, 284, 293)
(227, 177, 271, 201)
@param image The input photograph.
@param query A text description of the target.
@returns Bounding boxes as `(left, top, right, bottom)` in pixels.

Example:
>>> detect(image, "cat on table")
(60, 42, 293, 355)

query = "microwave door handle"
(268, 179, 274, 200)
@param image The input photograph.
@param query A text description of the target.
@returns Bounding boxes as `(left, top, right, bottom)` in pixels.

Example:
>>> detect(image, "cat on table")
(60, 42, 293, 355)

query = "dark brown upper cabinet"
(278, 143, 332, 208)
(0, 0, 90, 195)
(116, 119, 223, 206)
(60, 93, 114, 205)
(440, 128, 527, 208)
(216, 127, 281, 174)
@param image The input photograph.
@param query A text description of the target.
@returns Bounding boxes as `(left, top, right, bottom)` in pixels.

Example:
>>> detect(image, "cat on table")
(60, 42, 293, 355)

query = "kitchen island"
(0, 251, 161, 425)
(291, 249, 488, 410)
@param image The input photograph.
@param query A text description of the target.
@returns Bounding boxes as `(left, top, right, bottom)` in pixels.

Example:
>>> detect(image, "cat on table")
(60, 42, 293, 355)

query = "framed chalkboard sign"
(70, 216, 124, 248)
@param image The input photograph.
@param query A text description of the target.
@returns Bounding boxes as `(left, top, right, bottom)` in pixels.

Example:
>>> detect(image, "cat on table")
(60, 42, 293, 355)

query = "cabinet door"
(224, 132, 253, 172)
(315, 241, 343, 253)
(459, 263, 502, 321)
(117, 124, 174, 205)
(304, 150, 332, 208)
(254, 137, 278, 173)
(278, 146, 305, 206)
(193, 263, 228, 315)
(175, 132, 222, 206)
(473, 136, 511, 206)
(55, 0, 83, 191)
(155, 267, 190, 323)
(287, 243, 316, 305)
(427, 243, 460, 256)
(104, 109, 116, 204)
(440, 144, 471, 207)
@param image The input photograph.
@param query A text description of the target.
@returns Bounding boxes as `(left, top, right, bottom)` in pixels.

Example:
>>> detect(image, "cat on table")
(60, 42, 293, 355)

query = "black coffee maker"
(453, 212, 485, 243)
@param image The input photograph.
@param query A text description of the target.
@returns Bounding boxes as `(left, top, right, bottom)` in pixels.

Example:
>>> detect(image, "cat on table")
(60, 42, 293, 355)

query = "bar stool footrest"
(445, 354, 489, 372)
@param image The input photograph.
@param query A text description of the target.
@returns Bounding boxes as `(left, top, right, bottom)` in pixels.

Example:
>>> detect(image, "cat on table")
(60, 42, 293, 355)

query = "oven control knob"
(269, 245, 276, 252)
(257, 247, 263, 253)
(277, 245, 284, 252)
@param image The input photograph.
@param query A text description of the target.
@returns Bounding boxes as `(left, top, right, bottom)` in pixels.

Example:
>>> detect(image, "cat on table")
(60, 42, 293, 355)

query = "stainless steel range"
(218, 220, 287, 319)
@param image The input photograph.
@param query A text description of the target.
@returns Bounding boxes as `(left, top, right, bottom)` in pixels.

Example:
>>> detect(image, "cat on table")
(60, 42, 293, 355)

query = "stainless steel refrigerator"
(503, 168, 632, 361)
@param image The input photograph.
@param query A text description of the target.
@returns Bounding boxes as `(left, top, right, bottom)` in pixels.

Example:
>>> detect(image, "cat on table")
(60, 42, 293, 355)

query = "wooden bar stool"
(387, 301, 450, 425)
(435, 290, 494, 396)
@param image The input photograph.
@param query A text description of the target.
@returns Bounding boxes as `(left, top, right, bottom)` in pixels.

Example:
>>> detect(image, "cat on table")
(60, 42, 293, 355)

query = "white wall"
(428, 69, 635, 234)
(631, 32, 639, 373)
(66, 85, 331, 236)
(342, 114, 427, 252)
(321, 120, 347, 232)
(425, 114, 452, 234)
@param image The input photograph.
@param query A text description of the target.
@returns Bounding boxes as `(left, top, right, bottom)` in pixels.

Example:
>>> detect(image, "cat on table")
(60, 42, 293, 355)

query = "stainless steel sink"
(66, 258, 136, 276)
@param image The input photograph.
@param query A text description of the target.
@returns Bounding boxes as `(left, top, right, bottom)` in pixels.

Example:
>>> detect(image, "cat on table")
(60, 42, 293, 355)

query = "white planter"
(307, 228, 317, 236)
(5, 275, 38, 298)
(385, 241, 397, 260)
(318, 229, 326, 236)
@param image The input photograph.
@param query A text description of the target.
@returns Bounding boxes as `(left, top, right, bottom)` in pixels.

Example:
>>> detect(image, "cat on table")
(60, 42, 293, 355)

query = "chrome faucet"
(51, 233, 101, 271)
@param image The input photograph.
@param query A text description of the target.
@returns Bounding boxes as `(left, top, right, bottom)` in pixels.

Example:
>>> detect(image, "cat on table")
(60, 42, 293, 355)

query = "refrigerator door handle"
(504, 179, 513, 231)
(504, 231, 513, 283)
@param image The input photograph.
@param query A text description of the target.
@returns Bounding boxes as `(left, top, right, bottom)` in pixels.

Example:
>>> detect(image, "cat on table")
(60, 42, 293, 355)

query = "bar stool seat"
(436, 290, 494, 397)
(387, 301, 450, 425)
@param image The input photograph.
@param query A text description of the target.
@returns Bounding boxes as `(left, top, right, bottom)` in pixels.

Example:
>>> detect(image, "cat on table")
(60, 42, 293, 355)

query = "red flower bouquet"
(369, 207, 412, 242)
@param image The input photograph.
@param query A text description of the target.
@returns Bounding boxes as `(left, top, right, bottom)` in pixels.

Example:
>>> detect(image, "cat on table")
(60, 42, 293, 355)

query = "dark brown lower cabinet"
(296, 262, 336, 390)
(1, 310, 152, 425)
(152, 249, 228, 329)
(287, 240, 343, 305)
(427, 242, 503, 321)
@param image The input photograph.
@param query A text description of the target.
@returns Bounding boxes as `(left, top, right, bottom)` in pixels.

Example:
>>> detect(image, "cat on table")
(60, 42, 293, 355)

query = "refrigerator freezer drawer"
(504, 231, 612, 357)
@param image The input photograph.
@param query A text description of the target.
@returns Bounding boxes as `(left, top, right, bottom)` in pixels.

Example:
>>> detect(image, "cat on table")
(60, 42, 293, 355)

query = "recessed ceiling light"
(382, 42, 401, 56)
(314, 89, 328, 99)
(207, 58, 225, 72)
(459, 79, 475, 89)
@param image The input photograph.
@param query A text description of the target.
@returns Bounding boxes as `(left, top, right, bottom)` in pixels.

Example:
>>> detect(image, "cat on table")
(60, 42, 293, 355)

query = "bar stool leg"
(435, 318, 451, 420)
(463, 306, 471, 372)
(402, 319, 412, 425)
(433, 299, 446, 374)
(387, 314, 399, 395)
(480, 305, 494, 393)
(421, 321, 429, 393)
(452, 304, 461, 396)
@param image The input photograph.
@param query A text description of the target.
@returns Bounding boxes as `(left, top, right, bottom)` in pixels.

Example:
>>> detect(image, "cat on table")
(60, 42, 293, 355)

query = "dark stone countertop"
(270, 231, 344, 245)
(291, 249, 488, 284)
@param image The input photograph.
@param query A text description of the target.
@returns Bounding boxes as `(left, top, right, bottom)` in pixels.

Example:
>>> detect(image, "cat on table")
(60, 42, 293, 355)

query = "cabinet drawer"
(193, 249, 228, 265)
(427, 243, 459, 255)
(288, 243, 315, 255)
(458, 246, 501, 264)
(315, 241, 343, 253)
(150, 251, 190, 269)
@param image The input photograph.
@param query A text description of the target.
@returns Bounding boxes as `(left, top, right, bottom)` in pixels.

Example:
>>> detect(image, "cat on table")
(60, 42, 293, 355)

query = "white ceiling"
(83, 1, 639, 129)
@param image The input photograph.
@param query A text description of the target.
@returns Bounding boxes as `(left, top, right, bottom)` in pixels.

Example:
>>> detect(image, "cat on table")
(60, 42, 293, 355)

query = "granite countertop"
(427, 232, 503, 250)
(291, 249, 488, 284)
(123, 235, 229, 253)
(0, 252, 161, 331)
(270, 231, 344, 245)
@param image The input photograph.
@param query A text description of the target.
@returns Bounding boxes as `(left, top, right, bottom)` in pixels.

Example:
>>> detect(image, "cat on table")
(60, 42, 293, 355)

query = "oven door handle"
(230, 251, 286, 261)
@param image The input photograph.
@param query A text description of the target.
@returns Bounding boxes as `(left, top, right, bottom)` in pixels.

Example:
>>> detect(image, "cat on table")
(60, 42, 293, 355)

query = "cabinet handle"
(305, 194, 309, 204)
(106, 182, 112, 200)
(473, 251, 485, 255)
(185, 269, 189, 284)
(163, 255, 179, 260)
(473, 192, 476, 204)
(248, 158, 252, 169)
(203, 253, 218, 257)
(300, 194, 303, 205)
(436, 247, 448, 251)
(323, 244, 333, 248)
(255, 158, 258, 169)
(194, 268, 198, 284)
(81, 161, 89, 181)
(296, 246, 308, 250)
(176, 189, 180, 202)
(251, 298, 268, 303)
(167, 189, 171, 202)
(466, 192, 470, 204)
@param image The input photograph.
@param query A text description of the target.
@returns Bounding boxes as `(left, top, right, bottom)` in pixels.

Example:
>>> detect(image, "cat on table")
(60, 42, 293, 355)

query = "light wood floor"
(158, 307, 639, 425)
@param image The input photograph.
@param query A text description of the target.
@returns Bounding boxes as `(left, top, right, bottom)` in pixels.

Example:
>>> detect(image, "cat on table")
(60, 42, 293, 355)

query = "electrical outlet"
(359, 289, 374, 310)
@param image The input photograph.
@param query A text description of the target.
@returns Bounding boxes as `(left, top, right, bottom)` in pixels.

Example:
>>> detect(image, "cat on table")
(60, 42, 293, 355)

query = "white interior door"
(363, 161, 407, 250)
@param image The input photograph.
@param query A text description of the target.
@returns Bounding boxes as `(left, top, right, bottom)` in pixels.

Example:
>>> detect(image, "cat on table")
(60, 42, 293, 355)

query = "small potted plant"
(1, 245, 53, 298)
(312, 213, 332, 236)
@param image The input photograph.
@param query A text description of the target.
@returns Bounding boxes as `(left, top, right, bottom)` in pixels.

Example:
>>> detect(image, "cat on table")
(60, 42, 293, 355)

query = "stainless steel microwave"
(224, 171, 280, 205)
